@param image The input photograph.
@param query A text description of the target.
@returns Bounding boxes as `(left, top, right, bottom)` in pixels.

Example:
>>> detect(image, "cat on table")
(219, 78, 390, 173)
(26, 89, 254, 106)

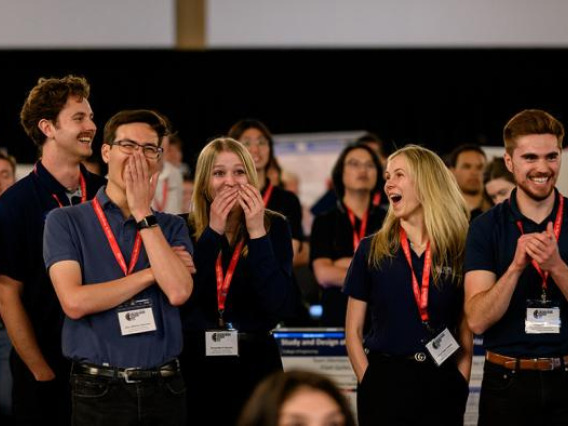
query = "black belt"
(74, 359, 180, 383)
(368, 351, 429, 363)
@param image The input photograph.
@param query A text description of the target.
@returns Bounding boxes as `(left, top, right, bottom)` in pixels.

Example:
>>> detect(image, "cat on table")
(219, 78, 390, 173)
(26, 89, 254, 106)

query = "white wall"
(0, 0, 175, 48)
(208, 0, 568, 47)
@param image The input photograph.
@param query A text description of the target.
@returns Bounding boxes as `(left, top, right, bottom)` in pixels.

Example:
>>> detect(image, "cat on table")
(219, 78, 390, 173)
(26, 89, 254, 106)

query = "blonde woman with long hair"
(179, 137, 297, 426)
(344, 145, 472, 426)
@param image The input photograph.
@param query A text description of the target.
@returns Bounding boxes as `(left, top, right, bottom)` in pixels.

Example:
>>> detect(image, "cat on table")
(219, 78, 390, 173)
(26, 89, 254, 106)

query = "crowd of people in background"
(0, 74, 567, 426)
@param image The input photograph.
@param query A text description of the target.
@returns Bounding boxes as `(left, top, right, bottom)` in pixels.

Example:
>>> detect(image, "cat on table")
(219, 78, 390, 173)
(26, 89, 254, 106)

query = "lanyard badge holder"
(518, 194, 563, 335)
(205, 240, 244, 357)
(400, 229, 460, 366)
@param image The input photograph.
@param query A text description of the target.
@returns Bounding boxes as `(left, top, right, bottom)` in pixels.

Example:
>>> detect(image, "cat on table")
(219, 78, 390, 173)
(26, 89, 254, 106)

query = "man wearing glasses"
(0, 75, 106, 425)
(43, 109, 194, 425)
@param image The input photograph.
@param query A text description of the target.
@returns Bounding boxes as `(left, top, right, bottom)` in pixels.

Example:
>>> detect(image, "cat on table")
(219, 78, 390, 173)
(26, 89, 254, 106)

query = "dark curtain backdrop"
(1, 48, 566, 171)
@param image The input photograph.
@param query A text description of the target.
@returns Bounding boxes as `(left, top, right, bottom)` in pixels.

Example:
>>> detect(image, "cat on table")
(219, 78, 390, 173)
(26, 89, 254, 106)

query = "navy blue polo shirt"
(43, 187, 193, 369)
(465, 188, 568, 357)
(344, 236, 463, 355)
(0, 161, 106, 360)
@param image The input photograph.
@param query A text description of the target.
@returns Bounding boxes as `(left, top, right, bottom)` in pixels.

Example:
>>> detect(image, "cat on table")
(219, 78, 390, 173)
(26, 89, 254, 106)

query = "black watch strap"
(136, 214, 158, 230)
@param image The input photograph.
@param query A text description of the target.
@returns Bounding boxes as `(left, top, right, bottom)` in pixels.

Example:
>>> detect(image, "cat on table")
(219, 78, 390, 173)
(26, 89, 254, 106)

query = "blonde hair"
(370, 145, 470, 285)
(191, 137, 260, 241)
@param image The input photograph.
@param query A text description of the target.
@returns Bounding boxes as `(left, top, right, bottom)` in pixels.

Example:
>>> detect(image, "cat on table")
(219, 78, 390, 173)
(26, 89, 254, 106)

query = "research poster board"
(274, 327, 484, 425)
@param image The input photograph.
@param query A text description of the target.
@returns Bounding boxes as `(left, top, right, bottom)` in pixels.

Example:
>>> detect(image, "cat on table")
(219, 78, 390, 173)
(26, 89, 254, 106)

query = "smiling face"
(279, 386, 346, 426)
(102, 122, 160, 191)
(504, 134, 561, 202)
(384, 154, 422, 220)
(239, 127, 271, 172)
(43, 95, 96, 161)
(207, 150, 250, 202)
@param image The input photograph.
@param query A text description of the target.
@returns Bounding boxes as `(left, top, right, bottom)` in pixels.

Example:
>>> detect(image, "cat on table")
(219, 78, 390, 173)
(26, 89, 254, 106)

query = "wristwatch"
(136, 214, 158, 230)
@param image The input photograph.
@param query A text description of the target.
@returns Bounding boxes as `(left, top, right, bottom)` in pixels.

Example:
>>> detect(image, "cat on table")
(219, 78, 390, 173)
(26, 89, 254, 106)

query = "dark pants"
(70, 369, 186, 426)
(180, 332, 283, 426)
(10, 350, 71, 426)
(479, 361, 568, 426)
(357, 353, 470, 426)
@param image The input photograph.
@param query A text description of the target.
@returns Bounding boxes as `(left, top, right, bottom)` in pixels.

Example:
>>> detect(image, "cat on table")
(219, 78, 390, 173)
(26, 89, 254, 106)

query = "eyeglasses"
(345, 160, 376, 170)
(111, 139, 163, 159)
(241, 138, 269, 149)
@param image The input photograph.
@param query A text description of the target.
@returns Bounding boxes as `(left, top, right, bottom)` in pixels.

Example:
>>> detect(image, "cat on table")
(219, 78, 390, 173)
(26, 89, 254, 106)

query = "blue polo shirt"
(465, 188, 568, 357)
(344, 236, 463, 355)
(43, 187, 193, 369)
(0, 161, 106, 361)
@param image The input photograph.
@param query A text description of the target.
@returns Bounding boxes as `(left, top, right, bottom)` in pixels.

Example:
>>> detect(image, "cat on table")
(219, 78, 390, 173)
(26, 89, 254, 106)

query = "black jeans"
(70, 370, 186, 426)
(479, 361, 568, 426)
(357, 353, 470, 426)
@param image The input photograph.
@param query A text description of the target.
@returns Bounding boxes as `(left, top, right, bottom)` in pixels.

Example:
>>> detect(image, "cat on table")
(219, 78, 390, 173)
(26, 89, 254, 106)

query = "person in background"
(310, 143, 386, 326)
(448, 143, 491, 221)
(181, 171, 194, 214)
(310, 132, 389, 218)
(483, 156, 516, 206)
(228, 119, 306, 267)
(152, 132, 184, 214)
(0, 152, 16, 196)
(164, 133, 190, 175)
(345, 144, 472, 426)
(237, 369, 356, 426)
(43, 109, 193, 426)
(229, 119, 311, 325)
(0, 151, 16, 423)
(180, 137, 298, 426)
(465, 109, 568, 426)
(0, 75, 106, 426)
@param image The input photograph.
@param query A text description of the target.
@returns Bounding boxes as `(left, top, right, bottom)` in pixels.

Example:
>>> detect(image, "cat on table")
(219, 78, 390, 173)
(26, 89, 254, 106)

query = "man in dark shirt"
(0, 75, 106, 425)
(465, 109, 568, 426)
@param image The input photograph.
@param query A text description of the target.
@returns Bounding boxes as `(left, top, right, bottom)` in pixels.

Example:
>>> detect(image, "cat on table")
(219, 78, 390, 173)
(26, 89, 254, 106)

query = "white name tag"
(525, 306, 561, 334)
(205, 330, 239, 356)
(117, 307, 157, 336)
(424, 327, 460, 366)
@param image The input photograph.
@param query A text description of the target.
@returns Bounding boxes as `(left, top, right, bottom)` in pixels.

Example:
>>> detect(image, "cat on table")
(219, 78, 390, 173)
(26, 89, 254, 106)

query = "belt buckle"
(414, 352, 427, 362)
(537, 358, 557, 371)
(123, 368, 141, 384)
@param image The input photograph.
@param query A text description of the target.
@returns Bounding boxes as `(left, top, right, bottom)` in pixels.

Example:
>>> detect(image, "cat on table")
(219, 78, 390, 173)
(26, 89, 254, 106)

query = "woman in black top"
(179, 137, 297, 426)
(229, 119, 312, 325)
(310, 143, 386, 326)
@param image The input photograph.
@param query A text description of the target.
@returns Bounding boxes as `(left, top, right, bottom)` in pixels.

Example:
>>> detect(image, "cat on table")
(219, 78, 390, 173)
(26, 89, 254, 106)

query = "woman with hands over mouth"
(179, 137, 298, 426)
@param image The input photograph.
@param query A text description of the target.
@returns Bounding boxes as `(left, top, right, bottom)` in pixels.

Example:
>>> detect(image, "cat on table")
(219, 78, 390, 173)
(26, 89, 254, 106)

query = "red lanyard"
(515, 194, 564, 292)
(215, 240, 244, 313)
(153, 178, 169, 212)
(400, 228, 432, 323)
(372, 192, 381, 207)
(346, 207, 368, 251)
(92, 198, 142, 276)
(262, 182, 274, 206)
(52, 173, 87, 208)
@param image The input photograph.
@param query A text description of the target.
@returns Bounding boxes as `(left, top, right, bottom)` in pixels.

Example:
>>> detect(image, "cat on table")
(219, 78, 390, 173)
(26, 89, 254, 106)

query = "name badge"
(424, 327, 460, 366)
(117, 299, 157, 336)
(205, 330, 239, 357)
(525, 299, 561, 334)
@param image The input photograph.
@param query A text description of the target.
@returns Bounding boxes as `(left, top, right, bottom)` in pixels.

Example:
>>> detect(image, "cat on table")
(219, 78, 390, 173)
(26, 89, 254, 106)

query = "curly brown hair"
(20, 75, 91, 147)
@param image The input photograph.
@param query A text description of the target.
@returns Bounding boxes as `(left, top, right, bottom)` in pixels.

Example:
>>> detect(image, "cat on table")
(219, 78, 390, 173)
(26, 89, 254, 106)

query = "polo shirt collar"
(34, 160, 90, 204)
(95, 186, 119, 211)
(508, 187, 561, 226)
